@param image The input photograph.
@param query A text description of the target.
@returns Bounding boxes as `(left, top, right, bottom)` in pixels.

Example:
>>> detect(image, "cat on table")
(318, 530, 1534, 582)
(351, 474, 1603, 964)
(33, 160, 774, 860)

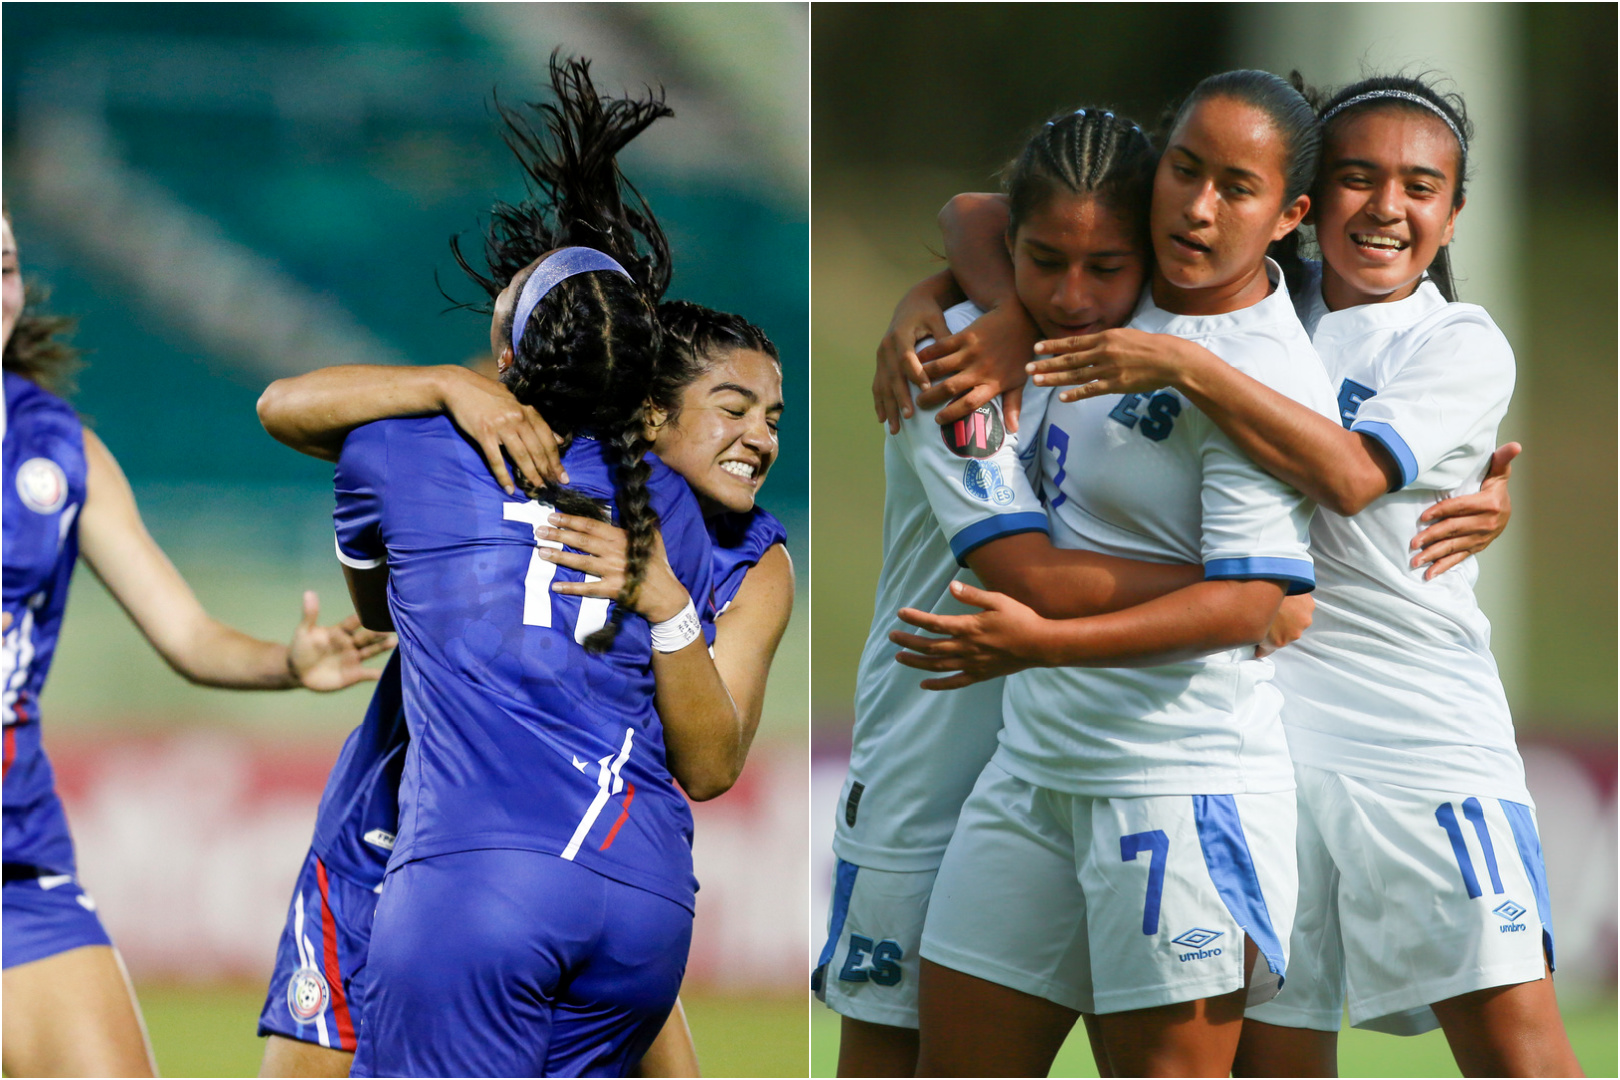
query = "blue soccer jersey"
(308, 504, 783, 893)
(705, 507, 787, 620)
(334, 417, 712, 912)
(307, 652, 407, 888)
(2, 372, 89, 875)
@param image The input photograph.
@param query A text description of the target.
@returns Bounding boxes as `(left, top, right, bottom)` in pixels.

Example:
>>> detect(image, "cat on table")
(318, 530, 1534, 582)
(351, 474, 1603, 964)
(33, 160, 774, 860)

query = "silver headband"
(1320, 90, 1467, 155)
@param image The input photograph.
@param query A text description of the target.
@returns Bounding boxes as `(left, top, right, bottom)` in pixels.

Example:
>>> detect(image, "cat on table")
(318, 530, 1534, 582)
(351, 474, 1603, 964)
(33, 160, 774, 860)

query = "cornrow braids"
(1003, 106, 1157, 250)
(454, 53, 679, 652)
(1315, 72, 1473, 302)
(655, 299, 780, 426)
(3, 283, 81, 397)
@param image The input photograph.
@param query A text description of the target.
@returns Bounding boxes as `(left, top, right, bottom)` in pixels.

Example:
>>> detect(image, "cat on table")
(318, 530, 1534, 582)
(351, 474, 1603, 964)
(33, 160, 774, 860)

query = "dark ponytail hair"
(1168, 70, 1323, 297)
(452, 53, 676, 653)
(1315, 73, 1473, 301)
(1003, 107, 1156, 249)
(655, 299, 779, 425)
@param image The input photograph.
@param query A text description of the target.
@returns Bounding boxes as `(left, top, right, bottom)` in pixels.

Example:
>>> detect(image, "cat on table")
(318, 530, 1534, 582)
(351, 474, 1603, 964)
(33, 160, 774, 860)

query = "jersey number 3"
(503, 500, 612, 643)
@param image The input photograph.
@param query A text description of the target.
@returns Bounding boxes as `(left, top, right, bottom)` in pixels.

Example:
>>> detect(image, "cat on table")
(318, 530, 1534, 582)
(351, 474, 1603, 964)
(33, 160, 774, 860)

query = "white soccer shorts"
(814, 861, 938, 1028)
(920, 759, 1297, 1015)
(1246, 762, 1554, 1036)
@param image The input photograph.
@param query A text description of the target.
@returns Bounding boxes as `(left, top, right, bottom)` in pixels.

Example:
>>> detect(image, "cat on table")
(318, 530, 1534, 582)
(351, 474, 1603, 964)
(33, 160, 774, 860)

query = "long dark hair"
(1314, 73, 1473, 301)
(452, 54, 675, 653)
(1167, 70, 1323, 297)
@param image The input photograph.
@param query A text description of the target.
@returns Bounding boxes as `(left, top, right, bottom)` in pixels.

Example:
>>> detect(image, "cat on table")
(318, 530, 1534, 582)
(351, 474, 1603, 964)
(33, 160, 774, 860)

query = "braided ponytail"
(452, 53, 679, 653)
(582, 420, 656, 653)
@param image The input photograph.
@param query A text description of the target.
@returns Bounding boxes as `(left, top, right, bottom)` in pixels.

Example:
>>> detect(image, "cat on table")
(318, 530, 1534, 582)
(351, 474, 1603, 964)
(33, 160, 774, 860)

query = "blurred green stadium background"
(4, 3, 808, 1075)
(810, 3, 1615, 1074)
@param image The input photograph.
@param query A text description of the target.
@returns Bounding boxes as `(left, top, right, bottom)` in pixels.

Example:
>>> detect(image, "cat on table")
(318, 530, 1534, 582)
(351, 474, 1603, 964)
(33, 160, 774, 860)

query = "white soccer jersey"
(837, 301, 1054, 873)
(1274, 269, 1528, 801)
(996, 262, 1338, 798)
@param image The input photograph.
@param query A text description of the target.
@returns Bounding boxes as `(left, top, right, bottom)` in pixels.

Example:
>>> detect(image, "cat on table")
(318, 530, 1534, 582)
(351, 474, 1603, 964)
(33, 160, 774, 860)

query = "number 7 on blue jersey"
(1121, 829, 1169, 935)
(503, 499, 611, 641)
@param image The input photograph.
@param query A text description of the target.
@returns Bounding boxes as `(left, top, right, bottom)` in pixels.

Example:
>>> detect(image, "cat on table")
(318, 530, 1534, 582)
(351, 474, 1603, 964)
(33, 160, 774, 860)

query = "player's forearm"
(257, 365, 465, 462)
(939, 193, 1017, 310)
(708, 546, 794, 775)
(654, 643, 744, 802)
(1023, 579, 1285, 668)
(160, 619, 299, 689)
(912, 268, 968, 312)
(1173, 355, 1390, 516)
(968, 535, 1204, 619)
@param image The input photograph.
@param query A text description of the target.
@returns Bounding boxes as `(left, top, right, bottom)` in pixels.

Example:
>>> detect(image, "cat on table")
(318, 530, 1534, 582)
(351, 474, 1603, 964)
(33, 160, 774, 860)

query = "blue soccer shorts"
(351, 847, 692, 1078)
(2, 870, 113, 969)
(256, 848, 378, 1054)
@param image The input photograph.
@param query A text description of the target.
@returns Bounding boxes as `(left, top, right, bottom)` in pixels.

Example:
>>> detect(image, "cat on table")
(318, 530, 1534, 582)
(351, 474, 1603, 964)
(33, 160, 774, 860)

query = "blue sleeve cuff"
(1205, 556, 1315, 595)
(1350, 420, 1418, 490)
(949, 512, 1049, 565)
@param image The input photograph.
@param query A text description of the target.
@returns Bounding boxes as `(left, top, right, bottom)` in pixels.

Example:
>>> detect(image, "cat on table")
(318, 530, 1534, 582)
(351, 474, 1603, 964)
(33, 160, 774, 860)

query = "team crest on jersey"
(961, 460, 1014, 506)
(286, 965, 331, 1023)
(941, 402, 1005, 459)
(16, 457, 67, 514)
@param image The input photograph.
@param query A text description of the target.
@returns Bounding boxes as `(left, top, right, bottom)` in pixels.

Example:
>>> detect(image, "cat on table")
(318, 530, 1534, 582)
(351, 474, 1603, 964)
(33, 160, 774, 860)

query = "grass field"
(810, 994, 1618, 1078)
(137, 983, 808, 1077)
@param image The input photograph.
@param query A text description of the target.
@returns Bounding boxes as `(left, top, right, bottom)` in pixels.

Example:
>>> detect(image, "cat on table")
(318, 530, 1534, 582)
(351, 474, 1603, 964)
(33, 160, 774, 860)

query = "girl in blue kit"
(327, 58, 751, 1078)
(253, 299, 792, 1078)
(0, 215, 388, 1078)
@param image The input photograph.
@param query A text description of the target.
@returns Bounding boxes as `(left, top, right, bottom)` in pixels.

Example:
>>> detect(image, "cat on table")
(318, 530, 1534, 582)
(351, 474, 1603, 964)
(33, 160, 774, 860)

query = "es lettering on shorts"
(839, 934, 905, 986)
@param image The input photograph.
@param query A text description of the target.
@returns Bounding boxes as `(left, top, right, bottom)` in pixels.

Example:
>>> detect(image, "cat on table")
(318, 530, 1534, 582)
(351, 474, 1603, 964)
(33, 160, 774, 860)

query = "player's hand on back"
(916, 300, 1038, 433)
(1255, 593, 1314, 659)
(889, 580, 1055, 689)
(288, 590, 396, 691)
(441, 367, 568, 494)
(1409, 442, 1519, 580)
(874, 277, 952, 433)
(537, 514, 690, 624)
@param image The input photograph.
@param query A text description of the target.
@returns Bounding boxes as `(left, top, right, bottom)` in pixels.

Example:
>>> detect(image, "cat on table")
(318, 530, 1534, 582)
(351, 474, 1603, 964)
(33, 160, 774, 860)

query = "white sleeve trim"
(334, 534, 385, 570)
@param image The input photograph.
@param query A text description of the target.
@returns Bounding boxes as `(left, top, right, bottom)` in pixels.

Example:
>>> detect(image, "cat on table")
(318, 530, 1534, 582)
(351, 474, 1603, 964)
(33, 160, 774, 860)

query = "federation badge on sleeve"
(941, 402, 1005, 459)
(286, 965, 331, 1024)
(962, 460, 1014, 505)
(16, 457, 67, 514)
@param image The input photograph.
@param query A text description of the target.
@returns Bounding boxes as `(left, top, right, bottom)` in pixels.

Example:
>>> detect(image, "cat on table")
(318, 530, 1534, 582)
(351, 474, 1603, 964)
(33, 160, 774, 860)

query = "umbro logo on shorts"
(1493, 900, 1528, 932)
(1170, 927, 1224, 961)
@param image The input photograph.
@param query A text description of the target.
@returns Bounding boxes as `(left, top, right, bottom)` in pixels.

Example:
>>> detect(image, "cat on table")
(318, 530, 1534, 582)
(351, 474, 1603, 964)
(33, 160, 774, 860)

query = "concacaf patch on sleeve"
(940, 402, 1005, 459)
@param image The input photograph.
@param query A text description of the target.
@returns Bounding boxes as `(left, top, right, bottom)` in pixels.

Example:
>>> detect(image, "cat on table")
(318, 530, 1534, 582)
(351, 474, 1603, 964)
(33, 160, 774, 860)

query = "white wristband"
(649, 597, 702, 653)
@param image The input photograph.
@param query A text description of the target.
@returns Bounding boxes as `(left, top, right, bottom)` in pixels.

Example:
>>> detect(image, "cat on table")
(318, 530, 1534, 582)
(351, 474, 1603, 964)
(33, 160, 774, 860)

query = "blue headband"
(511, 246, 634, 353)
